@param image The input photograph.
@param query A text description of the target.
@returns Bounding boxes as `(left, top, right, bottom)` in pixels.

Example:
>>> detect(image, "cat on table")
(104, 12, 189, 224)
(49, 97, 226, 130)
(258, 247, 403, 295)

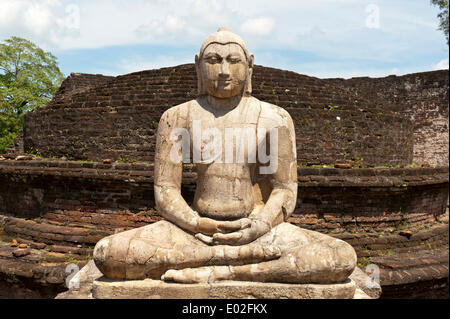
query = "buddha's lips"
(207, 79, 241, 85)
(216, 79, 240, 86)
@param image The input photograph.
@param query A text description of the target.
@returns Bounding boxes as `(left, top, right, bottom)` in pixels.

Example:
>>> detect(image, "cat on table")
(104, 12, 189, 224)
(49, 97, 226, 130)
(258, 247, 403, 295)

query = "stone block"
(349, 267, 382, 299)
(92, 277, 357, 299)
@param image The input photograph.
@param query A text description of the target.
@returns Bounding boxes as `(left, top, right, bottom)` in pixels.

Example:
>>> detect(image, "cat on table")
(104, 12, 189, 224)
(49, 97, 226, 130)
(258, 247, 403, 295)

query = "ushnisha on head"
(195, 27, 254, 98)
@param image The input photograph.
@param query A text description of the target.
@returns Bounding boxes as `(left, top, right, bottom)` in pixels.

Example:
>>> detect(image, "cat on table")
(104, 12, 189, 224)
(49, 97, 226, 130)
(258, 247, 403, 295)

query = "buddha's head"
(196, 27, 254, 99)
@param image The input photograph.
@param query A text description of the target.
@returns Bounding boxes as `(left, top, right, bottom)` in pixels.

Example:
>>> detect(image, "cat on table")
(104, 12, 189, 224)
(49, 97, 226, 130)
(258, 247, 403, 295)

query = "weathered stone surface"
(353, 288, 372, 299)
(1, 159, 446, 233)
(327, 71, 449, 166)
(0, 241, 89, 298)
(15, 155, 33, 161)
(92, 277, 356, 299)
(92, 28, 357, 286)
(0, 23, 447, 300)
(349, 267, 382, 299)
(399, 230, 413, 238)
(28, 55, 449, 169)
(334, 163, 352, 169)
(55, 260, 103, 299)
(12, 248, 31, 257)
(56, 259, 380, 299)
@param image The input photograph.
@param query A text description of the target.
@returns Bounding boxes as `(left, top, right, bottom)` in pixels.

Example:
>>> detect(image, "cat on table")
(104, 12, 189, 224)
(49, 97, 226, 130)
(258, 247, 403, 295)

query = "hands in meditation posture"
(93, 28, 357, 284)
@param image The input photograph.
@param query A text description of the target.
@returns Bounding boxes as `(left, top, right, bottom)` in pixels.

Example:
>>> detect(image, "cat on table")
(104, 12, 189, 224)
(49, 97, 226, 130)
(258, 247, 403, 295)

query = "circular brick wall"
(0, 160, 446, 234)
(23, 64, 413, 166)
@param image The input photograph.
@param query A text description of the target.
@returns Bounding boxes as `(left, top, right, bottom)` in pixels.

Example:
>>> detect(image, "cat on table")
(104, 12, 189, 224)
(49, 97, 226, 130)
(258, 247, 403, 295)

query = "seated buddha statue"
(93, 28, 357, 284)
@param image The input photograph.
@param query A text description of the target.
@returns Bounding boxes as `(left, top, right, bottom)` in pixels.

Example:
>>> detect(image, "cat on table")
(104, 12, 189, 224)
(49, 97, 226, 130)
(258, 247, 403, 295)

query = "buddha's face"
(198, 43, 249, 99)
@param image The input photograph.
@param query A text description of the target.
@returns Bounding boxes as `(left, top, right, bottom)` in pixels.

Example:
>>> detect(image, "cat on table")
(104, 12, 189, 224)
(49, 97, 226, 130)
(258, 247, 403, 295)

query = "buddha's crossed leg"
(161, 223, 357, 284)
(93, 220, 282, 280)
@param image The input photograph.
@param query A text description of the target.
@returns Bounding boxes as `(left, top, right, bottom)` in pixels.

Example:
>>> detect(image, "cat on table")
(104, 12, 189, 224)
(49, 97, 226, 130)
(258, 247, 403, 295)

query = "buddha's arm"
(251, 149, 297, 227)
(154, 108, 247, 236)
(154, 108, 200, 233)
(252, 119, 298, 227)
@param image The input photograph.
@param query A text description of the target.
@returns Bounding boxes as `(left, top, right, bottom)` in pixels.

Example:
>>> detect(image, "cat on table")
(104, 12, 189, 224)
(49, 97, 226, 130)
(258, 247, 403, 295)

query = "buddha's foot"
(161, 245, 281, 284)
(162, 266, 234, 283)
(218, 244, 281, 264)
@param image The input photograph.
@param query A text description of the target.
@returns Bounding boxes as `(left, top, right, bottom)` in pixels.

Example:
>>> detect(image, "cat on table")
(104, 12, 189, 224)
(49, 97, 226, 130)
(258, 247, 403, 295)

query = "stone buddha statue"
(93, 28, 357, 285)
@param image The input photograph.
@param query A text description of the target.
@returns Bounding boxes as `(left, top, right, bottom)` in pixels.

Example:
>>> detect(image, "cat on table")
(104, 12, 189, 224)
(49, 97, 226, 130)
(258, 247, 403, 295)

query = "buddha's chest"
(187, 99, 261, 165)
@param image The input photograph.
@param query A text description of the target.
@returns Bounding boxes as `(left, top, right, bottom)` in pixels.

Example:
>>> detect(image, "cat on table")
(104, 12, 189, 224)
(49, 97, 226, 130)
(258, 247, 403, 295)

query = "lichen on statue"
(93, 28, 357, 284)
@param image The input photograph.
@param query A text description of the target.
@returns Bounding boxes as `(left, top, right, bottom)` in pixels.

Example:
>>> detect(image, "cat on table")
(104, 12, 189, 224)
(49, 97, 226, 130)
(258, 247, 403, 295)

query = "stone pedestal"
(91, 277, 357, 299)
(56, 260, 379, 299)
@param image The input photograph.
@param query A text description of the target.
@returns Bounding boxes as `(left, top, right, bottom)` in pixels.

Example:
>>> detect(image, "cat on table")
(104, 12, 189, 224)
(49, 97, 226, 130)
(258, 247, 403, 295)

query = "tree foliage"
(431, 0, 449, 45)
(0, 111, 22, 153)
(0, 36, 64, 153)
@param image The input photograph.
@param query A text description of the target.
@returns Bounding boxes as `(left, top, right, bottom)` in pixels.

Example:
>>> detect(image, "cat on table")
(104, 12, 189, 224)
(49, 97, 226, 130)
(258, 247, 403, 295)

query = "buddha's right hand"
(196, 217, 251, 236)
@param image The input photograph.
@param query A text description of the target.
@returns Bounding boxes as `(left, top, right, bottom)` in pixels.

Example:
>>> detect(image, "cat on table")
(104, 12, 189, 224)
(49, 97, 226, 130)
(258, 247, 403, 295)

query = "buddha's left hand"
(209, 218, 271, 246)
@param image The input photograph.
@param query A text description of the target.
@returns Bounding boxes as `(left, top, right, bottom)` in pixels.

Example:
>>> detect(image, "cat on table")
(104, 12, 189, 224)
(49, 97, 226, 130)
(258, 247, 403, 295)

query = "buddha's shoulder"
(253, 97, 293, 128)
(160, 100, 197, 122)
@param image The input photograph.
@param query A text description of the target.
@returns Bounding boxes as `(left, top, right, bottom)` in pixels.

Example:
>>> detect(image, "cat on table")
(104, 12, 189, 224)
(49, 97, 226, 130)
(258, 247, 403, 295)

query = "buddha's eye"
(228, 57, 241, 63)
(205, 56, 221, 64)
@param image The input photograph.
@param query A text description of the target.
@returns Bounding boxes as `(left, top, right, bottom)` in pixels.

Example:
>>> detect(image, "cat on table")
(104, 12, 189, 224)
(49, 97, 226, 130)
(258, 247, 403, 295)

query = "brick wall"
(326, 70, 449, 166)
(1, 160, 447, 234)
(50, 73, 115, 105)
(23, 64, 413, 166)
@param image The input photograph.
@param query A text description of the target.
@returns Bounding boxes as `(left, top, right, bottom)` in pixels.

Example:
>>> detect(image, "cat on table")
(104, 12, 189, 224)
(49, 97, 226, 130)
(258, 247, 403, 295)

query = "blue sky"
(1, 0, 448, 78)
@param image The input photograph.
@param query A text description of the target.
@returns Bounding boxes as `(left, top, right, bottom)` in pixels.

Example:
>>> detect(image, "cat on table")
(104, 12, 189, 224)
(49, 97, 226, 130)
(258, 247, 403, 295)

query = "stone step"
(2, 215, 109, 247)
(0, 241, 89, 289)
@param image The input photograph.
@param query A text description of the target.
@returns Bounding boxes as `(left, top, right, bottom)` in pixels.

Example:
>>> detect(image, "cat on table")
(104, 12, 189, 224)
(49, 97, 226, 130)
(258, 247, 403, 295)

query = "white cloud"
(0, 0, 447, 76)
(119, 56, 192, 74)
(94, 55, 194, 76)
(0, 0, 81, 50)
(0, 1, 24, 27)
(135, 15, 185, 38)
(0, 0, 444, 55)
(432, 59, 449, 70)
(23, 2, 53, 35)
(390, 67, 399, 75)
(240, 17, 275, 36)
(285, 60, 426, 79)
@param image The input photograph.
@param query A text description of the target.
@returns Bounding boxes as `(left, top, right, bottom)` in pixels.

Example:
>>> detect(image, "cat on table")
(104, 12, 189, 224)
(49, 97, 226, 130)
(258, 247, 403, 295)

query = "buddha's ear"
(248, 53, 254, 69)
(195, 54, 200, 68)
(195, 54, 200, 75)
(244, 54, 254, 96)
(195, 54, 203, 96)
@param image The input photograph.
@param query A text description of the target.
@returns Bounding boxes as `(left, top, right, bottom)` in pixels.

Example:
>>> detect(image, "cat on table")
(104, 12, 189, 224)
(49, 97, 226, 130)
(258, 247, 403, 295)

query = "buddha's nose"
(219, 61, 230, 77)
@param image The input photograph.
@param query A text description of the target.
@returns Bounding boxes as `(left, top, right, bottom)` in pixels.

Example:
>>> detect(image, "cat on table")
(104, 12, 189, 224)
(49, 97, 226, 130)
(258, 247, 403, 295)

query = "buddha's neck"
(206, 94, 243, 112)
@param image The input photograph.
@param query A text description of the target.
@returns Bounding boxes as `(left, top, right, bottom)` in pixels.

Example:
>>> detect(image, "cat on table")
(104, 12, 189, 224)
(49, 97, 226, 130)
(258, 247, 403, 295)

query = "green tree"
(0, 36, 64, 153)
(431, 0, 449, 45)
(0, 112, 22, 153)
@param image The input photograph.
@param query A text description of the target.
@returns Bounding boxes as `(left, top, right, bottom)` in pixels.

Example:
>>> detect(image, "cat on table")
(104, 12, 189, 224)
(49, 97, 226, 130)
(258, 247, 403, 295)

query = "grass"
(295, 162, 428, 169)
(118, 157, 138, 163)
(405, 163, 422, 168)
(65, 258, 80, 265)
(357, 257, 373, 268)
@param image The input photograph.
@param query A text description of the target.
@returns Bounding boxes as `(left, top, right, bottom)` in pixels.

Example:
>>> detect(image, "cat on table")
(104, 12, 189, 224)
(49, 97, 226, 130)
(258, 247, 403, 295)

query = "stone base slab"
(56, 261, 378, 299)
(92, 277, 356, 299)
